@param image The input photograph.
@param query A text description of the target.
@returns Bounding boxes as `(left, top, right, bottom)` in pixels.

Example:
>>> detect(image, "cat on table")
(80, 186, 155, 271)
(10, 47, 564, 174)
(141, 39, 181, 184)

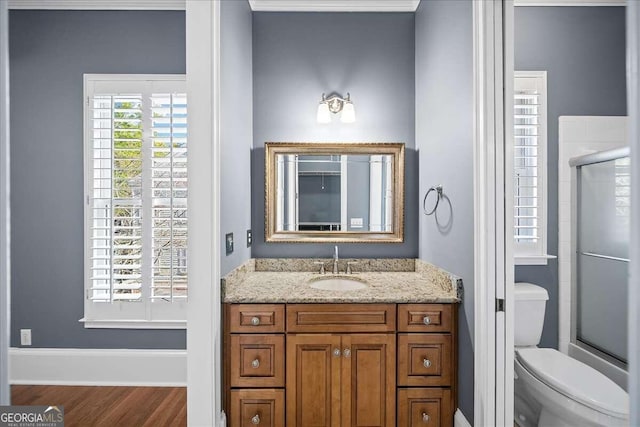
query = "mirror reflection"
(275, 154, 394, 233)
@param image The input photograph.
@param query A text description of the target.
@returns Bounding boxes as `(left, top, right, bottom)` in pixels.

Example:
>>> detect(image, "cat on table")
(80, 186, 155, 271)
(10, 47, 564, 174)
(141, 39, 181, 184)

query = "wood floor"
(11, 385, 186, 427)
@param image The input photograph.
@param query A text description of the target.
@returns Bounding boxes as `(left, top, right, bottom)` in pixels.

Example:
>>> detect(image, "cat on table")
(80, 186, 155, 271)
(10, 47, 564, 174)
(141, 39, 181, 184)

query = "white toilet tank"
(514, 282, 549, 347)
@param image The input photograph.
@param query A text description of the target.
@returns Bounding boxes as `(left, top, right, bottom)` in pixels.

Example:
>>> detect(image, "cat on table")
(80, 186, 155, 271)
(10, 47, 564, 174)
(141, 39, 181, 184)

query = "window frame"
(82, 74, 187, 329)
(513, 70, 553, 266)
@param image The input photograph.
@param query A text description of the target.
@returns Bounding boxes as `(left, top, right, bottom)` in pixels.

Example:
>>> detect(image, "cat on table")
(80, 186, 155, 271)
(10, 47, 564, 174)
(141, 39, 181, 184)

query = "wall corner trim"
(9, 347, 187, 386)
(454, 409, 473, 427)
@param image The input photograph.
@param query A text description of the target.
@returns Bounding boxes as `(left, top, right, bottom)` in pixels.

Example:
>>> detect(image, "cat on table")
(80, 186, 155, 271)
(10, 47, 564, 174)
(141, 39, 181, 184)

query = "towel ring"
(423, 185, 443, 216)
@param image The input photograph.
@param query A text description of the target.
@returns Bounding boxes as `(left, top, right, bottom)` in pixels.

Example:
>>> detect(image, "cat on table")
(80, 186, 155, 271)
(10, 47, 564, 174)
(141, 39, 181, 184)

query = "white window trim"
(514, 70, 553, 265)
(79, 318, 185, 329)
(82, 73, 187, 329)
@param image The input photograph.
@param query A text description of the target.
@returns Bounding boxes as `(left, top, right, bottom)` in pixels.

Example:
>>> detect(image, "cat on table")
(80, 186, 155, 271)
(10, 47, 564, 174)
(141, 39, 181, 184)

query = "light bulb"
(317, 102, 331, 123)
(340, 101, 355, 123)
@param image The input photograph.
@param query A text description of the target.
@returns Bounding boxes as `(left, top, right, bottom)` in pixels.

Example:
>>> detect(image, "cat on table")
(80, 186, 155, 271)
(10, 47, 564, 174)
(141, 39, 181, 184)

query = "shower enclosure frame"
(569, 147, 630, 381)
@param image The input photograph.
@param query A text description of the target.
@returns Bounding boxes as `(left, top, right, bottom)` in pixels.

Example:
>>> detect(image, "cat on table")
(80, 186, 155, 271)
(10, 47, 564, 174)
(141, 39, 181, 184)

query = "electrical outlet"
(246, 229, 252, 247)
(225, 233, 234, 255)
(20, 329, 32, 346)
(350, 217, 364, 228)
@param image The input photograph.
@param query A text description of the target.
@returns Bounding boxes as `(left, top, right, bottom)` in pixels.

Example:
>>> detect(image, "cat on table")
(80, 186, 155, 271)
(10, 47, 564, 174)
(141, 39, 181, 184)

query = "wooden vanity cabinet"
(224, 304, 286, 427)
(397, 304, 457, 426)
(223, 303, 457, 427)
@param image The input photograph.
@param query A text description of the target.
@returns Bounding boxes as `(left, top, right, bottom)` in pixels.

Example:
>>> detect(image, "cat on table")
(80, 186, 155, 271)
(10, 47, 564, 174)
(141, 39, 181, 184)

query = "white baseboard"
(455, 408, 472, 427)
(9, 347, 186, 387)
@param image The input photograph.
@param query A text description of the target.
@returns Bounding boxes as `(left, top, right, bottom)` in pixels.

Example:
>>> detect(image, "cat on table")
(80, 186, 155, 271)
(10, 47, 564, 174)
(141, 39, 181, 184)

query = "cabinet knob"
(423, 358, 432, 368)
(343, 348, 351, 358)
(251, 359, 260, 368)
(333, 348, 341, 357)
(422, 412, 430, 423)
(251, 414, 260, 424)
(250, 316, 260, 326)
(423, 316, 431, 325)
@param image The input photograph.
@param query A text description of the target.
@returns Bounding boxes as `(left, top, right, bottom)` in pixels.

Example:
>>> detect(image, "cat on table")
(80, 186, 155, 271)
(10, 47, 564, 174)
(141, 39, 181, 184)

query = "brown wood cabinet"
(286, 333, 395, 427)
(397, 388, 453, 426)
(286, 334, 342, 426)
(224, 303, 457, 427)
(229, 389, 285, 427)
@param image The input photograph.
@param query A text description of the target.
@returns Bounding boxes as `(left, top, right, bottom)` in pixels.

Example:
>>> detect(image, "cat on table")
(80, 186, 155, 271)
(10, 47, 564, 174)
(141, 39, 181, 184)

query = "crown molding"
(7, 0, 625, 11)
(514, 0, 625, 6)
(248, 0, 420, 12)
(8, 0, 185, 10)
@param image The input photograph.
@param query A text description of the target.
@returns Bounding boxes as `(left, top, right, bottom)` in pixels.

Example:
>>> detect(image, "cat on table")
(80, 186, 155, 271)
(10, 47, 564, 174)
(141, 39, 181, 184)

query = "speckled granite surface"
(222, 258, 461, 303)
(254, 258, 416, 272)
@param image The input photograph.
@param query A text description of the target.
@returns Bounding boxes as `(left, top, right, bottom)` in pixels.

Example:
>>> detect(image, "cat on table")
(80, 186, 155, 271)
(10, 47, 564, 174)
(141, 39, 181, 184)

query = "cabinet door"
(229, 389, 285, 427)
(341, 334, 396, 427)
(286, 334, 342, 427)
(397, 388, 453, 427)
(230, 334, 285, 388)
(398, 334, 453, 387)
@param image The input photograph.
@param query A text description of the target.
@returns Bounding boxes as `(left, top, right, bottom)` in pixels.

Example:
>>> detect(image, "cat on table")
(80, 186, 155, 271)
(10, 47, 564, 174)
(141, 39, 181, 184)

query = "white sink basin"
(309, 276, 368, 291)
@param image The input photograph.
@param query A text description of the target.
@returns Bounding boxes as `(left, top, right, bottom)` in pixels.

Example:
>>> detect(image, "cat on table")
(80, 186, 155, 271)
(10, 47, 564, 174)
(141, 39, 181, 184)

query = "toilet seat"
(516, 348, 628, 419)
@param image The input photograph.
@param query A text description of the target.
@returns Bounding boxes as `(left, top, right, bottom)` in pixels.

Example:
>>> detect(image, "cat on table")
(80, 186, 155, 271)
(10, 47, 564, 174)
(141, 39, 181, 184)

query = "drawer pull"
(343, 348, 351, 358)
(422, 412, 430, 423)
(251, 414, 260, 424)
(423, 316, 431, 325)
(423, 358, 432, 368)
(251, 358, 260, 368)
(250, 316, 260, 326)
(333, 348, 341, 357)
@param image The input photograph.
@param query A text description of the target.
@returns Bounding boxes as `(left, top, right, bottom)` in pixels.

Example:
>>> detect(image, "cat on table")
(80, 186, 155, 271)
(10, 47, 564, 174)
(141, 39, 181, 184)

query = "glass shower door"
(577, 157, 630, 364)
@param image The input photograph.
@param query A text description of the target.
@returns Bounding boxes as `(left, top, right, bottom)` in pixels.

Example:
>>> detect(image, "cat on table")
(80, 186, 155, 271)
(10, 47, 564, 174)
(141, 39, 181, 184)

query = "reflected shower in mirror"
(276, 154, 394, 233)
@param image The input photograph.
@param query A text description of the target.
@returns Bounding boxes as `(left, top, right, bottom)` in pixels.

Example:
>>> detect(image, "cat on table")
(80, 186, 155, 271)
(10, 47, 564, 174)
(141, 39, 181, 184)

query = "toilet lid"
(516, 348, 629, 418)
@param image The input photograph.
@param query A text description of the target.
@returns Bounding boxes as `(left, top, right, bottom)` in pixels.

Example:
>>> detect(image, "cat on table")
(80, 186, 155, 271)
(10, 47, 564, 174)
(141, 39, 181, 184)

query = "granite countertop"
(222, 258, 461, 304)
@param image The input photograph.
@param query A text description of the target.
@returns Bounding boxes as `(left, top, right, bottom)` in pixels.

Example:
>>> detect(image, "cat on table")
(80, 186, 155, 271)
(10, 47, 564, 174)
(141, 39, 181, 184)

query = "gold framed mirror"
(265, 142, 405, 243)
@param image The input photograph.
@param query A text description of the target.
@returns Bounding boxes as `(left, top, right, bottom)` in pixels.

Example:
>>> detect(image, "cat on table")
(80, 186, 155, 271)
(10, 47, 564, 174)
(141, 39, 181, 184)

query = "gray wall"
(514, 6, 627, 349)
(252, 12, 417, 258)
(221, 0, 253, 275)
(415, 0, 474, 421)
(9, 10, 186, 349)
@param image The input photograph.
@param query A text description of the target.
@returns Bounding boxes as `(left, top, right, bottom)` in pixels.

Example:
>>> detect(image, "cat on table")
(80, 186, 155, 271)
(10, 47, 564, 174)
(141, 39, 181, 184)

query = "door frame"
(627, 2, 640, 425)
(472, 1, 515, 425)
(0, 0, 10, 406)
(185, 0, 221, 425)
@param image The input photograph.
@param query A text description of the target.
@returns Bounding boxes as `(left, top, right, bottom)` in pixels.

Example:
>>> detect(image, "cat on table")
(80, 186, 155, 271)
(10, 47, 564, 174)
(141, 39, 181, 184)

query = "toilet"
(514, 282, 629, 427)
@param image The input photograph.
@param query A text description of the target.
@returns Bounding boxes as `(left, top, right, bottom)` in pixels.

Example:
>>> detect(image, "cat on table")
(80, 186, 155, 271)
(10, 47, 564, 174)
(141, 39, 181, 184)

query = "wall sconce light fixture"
(317, 92, 356, 124)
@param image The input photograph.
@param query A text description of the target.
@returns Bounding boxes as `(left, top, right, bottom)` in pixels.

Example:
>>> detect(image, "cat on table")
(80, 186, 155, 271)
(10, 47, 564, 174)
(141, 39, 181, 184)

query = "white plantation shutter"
(514, 71, 547, 258)
(84, 75, 187, 326)
(150, 93, 188, 301)
(90, 94, 144, 302)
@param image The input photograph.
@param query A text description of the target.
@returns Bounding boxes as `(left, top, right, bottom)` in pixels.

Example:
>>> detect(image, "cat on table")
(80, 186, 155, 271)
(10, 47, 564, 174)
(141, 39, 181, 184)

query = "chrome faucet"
(333, 245, 339, 274)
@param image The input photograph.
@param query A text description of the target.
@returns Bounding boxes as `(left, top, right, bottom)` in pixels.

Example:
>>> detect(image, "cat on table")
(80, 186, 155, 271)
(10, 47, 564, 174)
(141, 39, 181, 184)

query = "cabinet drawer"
(398, 304, 453, 333)
(287, 304, 396, 333)
(229, 389, 284, 427)
(228, 304, 285, 333)
(230, 335, 285, 388)
(398, 388, 453, 427)
(398, 334, 453, 386)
